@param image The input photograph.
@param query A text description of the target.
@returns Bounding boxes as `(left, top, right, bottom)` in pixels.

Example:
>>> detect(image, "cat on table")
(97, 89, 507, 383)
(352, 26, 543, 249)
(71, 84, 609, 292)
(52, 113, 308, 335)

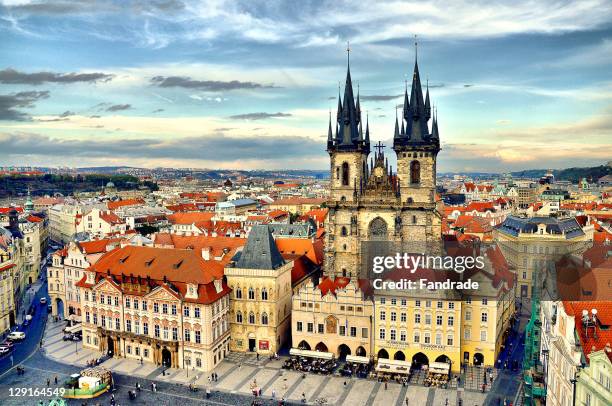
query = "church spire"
(425, 78, 431, 121)
(327, 110, 334, 150)
(394, 109, 400, 140)
(431, 106, 440, 141)
(402, 79, 410, 122)
(365, 112, 370, 145)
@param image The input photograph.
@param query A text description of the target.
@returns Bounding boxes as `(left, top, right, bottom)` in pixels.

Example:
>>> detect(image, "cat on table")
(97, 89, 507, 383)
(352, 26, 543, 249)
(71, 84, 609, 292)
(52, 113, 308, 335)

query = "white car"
(0, 346, 11, 355)
(7, 331, 25, 341)
(40, 297, 47, 304)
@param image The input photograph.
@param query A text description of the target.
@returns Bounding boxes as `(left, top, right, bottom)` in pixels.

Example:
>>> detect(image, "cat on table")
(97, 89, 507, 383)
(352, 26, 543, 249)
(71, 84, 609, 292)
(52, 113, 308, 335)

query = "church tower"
(327, 52, 370, 204)
(324, 46, 443, 280)
(394, 55, 440, 207)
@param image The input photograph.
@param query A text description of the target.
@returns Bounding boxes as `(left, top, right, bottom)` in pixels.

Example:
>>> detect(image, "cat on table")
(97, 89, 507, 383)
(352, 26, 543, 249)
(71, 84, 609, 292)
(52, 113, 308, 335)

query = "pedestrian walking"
(208, 375, 211, 383)
(482, 383, 486, 393)
(405, 397, 409, 406)
(384, 381, 388, 390)
(54, 375, 58, 384)
(47, 378, 50, 387)
(272, 389, 276, 399)
(153, 382, 157, 392)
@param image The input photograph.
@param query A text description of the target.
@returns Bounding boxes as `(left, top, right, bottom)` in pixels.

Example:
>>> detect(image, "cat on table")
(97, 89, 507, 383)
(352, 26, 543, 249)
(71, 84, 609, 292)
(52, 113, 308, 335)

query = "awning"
(67, 314, 80, 322)
(376, 359, 412, 375)
(289, 348, 334, 360)
(429, 361, 450, 374)
(346, 355, 370, 364)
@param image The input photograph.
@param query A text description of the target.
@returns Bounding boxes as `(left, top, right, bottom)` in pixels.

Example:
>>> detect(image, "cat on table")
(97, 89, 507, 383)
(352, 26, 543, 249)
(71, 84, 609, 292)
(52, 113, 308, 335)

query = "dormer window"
(186, 283, 198, 299)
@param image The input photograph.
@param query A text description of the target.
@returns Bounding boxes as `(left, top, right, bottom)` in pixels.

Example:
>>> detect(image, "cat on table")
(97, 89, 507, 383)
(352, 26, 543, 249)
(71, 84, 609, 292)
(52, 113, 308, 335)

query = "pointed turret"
(431, 107, 440, 141)
(329, 47, 368, 153)
(394, 111, 400, 141)
(402, 80, 410, 122)
(394, 47, 438, 151)
(425, 80, 431, 121)
(327, 111, 334, 150)
(365, 113, 370, 146)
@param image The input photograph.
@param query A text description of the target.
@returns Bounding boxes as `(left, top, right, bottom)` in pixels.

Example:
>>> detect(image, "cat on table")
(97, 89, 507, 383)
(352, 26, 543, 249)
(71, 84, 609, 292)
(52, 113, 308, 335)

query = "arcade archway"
(394, 351, 406, 361)
(412, 352, 429, 368)
(377, 349, 389, 359)
(297, 340, 311, 350)
(338, 344, 351, 360)
(315, 342, 328, 352)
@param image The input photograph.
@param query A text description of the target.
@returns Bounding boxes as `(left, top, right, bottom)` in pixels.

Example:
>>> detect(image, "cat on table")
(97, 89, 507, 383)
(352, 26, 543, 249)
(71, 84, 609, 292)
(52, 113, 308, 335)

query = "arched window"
(342, 162, 349, 186)
(369, 217, 388, 240)
(261, 288, 268, 300)
(410, 160, 420, 184)
(341, 226, 348, 236)
(236, 311, 242, 323)
(342, 269, 347, 277)
(261, 312, 268, 325)
(235, 288, 242, 299)
(248, 312, 255, 324)
(248, 287, 255, 300)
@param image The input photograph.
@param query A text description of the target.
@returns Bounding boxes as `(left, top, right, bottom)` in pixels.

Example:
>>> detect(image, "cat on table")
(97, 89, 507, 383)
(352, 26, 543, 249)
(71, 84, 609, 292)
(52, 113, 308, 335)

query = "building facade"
(225, 225, 293, 354)
(76, 245, 231, 372)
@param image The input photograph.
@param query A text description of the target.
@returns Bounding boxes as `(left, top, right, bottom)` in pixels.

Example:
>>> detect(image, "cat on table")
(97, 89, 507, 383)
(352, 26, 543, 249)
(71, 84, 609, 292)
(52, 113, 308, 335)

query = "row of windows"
(235, 287, 268, 300)
(379, 298, 486, 307)
(85, 292, 207, 318)
(379, 311, 487, 324)
(236, 311, 269, 325)
(379, 328, 455, 346)
(296, 322, 368, 338)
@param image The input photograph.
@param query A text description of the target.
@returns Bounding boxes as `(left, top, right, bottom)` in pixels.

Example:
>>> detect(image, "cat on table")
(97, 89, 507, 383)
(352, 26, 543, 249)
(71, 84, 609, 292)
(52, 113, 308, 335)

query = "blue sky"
(1, 0, 611, 172)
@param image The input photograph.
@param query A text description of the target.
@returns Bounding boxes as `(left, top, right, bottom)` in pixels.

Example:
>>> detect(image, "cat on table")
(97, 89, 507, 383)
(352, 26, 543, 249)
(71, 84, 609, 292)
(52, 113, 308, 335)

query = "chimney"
(202, 247, 210, 261)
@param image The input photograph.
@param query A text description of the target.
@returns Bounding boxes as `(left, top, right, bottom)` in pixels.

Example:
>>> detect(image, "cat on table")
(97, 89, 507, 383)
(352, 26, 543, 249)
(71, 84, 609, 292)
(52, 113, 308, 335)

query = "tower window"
(336, 167, 340, 180)
(410, 160, 421, 184)
(341, 226, 348, 236)
(412, 215, 417, 224)
(342, 162, 349, 186)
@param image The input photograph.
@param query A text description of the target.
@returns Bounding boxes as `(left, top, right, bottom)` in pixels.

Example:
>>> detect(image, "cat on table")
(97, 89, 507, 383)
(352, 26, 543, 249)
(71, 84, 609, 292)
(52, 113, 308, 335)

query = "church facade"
(291, 50, 514, 372)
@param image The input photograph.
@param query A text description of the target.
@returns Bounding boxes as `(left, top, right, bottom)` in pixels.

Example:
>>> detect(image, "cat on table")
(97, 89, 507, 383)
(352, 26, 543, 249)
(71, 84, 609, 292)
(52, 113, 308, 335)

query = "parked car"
(7, 331, 25, 341)
(40, 297, 47, 305)
(2, 340, 14, 349)
(62, 334, 74, 341)
(23, 319, 30, 327)
(0, 345, 11, 355)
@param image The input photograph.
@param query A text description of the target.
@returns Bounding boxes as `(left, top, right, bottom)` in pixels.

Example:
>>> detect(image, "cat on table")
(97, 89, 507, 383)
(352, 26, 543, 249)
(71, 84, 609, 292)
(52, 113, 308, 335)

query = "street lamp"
(570, 366, 582, 406)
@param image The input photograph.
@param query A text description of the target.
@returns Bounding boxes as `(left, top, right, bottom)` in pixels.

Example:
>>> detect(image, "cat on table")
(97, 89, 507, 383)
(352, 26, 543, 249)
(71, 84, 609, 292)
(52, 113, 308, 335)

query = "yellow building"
(373, 293, 462, 372)
(225, 225, 293, 354)
(292, 277, 373, 357)
(0, 228, 17, 333)
(495, 215, 592, 298)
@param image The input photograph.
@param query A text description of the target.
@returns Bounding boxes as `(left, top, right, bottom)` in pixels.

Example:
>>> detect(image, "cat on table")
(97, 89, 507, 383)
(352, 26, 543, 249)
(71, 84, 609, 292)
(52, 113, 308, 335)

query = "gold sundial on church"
(373, 166, 384, 178)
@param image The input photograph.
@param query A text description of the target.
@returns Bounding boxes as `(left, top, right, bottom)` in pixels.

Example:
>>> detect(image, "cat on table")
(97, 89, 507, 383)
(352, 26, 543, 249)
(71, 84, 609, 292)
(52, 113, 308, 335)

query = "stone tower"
(324, 51, 442, 280)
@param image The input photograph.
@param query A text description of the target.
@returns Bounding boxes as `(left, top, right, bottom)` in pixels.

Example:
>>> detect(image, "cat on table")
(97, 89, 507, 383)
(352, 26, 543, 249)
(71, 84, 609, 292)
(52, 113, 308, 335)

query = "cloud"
(360, 94, 402, 101)
(152, 108, 164, 113)
(228, 112, 292, 120)
(105, 104, 131, 112)
(0, 68, 114, 85)
(0, 131, 324, 163)
(151, 75, 277, 91)
(0, 90, 49, 121)
(60, 110, 75, 117)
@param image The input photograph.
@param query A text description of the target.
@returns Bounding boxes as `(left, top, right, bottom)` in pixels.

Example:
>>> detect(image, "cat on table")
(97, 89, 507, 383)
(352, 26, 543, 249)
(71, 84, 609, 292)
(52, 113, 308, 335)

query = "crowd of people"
(282, 356, 338, 375)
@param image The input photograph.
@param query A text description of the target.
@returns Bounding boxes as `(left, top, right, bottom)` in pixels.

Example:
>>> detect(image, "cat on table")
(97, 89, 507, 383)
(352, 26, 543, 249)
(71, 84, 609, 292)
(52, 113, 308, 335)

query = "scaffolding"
(522, 267, 546, 405)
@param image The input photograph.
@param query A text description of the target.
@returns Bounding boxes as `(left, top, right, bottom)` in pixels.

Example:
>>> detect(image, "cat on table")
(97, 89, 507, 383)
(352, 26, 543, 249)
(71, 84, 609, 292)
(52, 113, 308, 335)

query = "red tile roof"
(563, 301, 612, 363)
(107, 199, 145, 210)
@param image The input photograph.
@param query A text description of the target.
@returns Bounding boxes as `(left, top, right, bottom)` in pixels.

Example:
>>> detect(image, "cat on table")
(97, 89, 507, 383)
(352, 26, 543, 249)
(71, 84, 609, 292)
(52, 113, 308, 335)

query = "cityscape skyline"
(1, 0, 612, 172)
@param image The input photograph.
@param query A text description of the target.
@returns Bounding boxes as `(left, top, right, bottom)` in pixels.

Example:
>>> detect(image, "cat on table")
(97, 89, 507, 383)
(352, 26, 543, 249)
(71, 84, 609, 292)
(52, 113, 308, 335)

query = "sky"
(0, 0, 611, 173)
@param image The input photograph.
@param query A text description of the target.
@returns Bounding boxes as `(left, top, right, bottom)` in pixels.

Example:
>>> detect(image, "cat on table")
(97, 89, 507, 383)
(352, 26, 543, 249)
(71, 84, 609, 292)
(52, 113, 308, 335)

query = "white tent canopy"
(376, 358, 411, 374)
(289, 348, 334, 360)
(429, 361, 450, 374)
(346, 355, 370, 364)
